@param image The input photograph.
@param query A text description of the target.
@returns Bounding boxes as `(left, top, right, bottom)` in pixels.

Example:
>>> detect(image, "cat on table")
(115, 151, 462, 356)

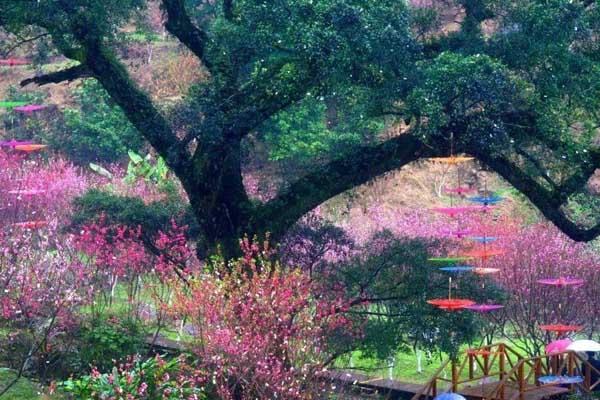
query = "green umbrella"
(0, 101, 28, 108)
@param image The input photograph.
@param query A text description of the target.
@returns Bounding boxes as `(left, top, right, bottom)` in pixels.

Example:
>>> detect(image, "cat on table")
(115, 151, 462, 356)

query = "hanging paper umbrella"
(14, 144, 47, 152)
(13, 104, 47, 114)
(462, 248, 505, 259)
(465, 304, 504, 312)
(12, 220, 48, 229)
(441, 228, 473, 239)
(429, 156, 475, 165)
(0, 58, 30, 66)
(7, 189, 46, 196)
(0, 101, 28, 108)
(0, 139, 33, 148)
(539, 324, 583, 334)
(538, 375, 584, 385)
(566, 340, 600, 352)
(434, 393, 466, 400)
(545, 338, 573, 354)
(473, 267, 501, 275)
(428, 256, 472, 264)
(537, 277, 585, 287)
(432, 206, 493, 218)
(427, 298, 475, 310)
(439, 266, 474, 273)
(469, 236, 498, 244)
(445, 186, 476, 195)
(468, 195, 504, 206)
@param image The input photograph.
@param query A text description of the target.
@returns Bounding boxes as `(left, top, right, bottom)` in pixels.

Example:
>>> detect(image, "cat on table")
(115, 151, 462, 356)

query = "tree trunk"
(183, 135, 254, 259)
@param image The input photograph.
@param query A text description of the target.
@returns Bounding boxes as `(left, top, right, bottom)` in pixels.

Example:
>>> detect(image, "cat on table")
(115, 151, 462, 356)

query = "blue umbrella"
(468, 195, 503, 205)
(439, 266, 474, 273)
(434, 393, 466, 400)
(538, 375, 584, 385)
(469, 236, 498, 244)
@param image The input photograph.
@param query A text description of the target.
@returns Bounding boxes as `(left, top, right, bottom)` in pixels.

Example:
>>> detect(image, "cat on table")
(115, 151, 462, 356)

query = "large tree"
(2, 0, 600, 256)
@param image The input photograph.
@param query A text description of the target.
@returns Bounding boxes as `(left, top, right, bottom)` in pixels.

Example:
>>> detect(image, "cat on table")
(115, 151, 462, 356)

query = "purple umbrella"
(537, 277, 585, 287)
(13, 104, 47, 114)
(465, 304, 504, 312)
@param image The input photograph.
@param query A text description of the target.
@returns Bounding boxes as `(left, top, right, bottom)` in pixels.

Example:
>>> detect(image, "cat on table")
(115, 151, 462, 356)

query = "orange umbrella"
(429, 156, 475, 164)
(14, 144, 47, 152)
(473, 267, 501, 275)
(539, 324, 583, 334)
(462, 249, 505, 260)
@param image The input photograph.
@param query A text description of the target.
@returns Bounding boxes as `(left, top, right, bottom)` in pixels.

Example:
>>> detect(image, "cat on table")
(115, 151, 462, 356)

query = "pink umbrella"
(465, 304, 504, 312)
(7, 189, 46, 196)
(441, 228, 473, 239)
(13, 105, 47, 114)
(0, 139, 33, 148)
(0, 58, 30, 66)
(431, 206, 494, 218)
(545, 338, 573, 354)
(445, 186, 476, 195)
(537, 277, 585, 287)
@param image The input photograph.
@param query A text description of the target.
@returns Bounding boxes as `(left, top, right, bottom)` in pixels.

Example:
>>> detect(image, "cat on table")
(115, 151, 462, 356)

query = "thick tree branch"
(20, 64, 91, 87)
(473, 147, 600, 242)
(80, 38, 190, 175)
(258, 132, 437, 238)
(161, 0, 212, 70)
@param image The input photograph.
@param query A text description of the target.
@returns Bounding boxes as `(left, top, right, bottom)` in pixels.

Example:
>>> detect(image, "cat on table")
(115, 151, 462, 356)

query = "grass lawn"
(338, 341, 528, 384)
(0, 369, 57, 400)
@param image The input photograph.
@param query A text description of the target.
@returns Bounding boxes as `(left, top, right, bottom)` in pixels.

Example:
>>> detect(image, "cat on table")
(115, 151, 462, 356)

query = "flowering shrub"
(59, 355, 207, 400)
(167, 239, 357, 400)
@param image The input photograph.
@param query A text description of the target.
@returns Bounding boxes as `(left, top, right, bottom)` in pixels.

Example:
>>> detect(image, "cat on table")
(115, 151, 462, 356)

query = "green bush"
(70, 189, 200, 239)
(51, 79, 144, 164)
(76, 316, 145, 372)
(60, 355, 208, 400)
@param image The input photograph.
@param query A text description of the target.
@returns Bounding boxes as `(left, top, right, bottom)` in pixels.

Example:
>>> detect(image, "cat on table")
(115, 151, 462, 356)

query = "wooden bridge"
(324, 343, 600, 400)
(411, 343, 600, 400)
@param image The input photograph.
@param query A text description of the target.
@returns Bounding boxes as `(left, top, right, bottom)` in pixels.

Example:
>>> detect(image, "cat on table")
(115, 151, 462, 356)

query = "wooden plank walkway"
(321, 371, 571, 400)
(458, 382, 569, 400)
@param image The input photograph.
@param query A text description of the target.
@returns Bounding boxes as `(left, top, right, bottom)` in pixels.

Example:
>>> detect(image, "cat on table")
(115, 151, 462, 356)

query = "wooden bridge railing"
(411, 342, 600, 400)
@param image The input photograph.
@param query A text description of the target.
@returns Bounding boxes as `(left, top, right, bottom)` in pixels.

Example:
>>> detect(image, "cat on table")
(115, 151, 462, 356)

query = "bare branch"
(2, 32, 49, 58)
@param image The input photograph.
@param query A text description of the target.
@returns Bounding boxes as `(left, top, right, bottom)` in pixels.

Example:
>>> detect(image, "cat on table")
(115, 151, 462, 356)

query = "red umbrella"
(539, 324, 583, 334)
(12, 220, 48, 229)
(0, 58, 30, 66)
(537, 277, 585, 287)
(427, 298, 475, 311)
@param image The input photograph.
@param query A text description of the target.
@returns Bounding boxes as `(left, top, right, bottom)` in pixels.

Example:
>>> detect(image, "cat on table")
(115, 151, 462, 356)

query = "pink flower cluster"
(167, 240, 356, 400)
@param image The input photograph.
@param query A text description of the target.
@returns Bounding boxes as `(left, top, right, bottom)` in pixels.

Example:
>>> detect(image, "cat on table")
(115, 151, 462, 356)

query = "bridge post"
(469, 353, 474, 380)
(452, 361, 458, 392)
(499, 344, 505, 380)
(585, 363, 592, 391)
(518, 362, 525, 400)
(534, 359, 541, 386)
